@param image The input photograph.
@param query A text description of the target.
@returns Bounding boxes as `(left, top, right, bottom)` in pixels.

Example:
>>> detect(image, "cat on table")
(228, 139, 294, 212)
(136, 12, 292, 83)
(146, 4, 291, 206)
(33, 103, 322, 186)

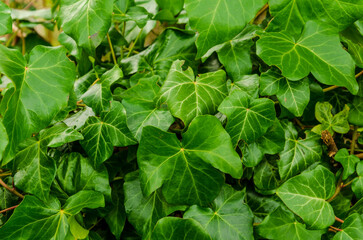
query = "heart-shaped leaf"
(333, 213, 363, 240)
(352, 161, 363, 199)
(334, 148, 360, 180)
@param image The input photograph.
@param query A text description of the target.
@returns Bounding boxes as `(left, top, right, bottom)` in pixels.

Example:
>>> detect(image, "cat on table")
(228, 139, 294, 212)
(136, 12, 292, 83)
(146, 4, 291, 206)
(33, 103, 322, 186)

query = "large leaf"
(256, 207, 324, 240)
(185, 0, 267, 58)
(122, 76, 174, 141)
(151, 217, 211, 240)
(333, 213, 363, 240)
(268, 0, 363, 38)
(334, 148, 360, 180)
(138, 115, 242, 205)
(0, 45, 76, 164)
(277, 165, 336, 229)
(218, 89, 276, 147)
(278, 122, 322, 180)
(13, 123, 82, 202)
(56, 152, 111, 200)
(184, 184, 254, 240)
(257, 21, 358, 94)
(0, 2, 12, 35)
(58, 0, 113, 53)
(80, 101, 136, 166)
(0, 191, 104, 239)
(260, 68, 310, 117)
(124, 172, 186, 239)
(159, 60, 228, 126)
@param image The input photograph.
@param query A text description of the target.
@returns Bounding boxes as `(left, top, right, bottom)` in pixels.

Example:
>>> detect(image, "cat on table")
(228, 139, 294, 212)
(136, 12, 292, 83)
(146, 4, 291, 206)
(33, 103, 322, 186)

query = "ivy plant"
(0, 0, 363, 239)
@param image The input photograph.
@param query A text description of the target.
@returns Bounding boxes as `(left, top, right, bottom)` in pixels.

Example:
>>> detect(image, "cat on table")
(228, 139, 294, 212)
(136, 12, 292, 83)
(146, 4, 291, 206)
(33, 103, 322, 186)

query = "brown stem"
(355, 69, 363, 79)
(323, 71, 363, 92)
(330, 226, 342, 231)
(0, 178, 24, 199)
(350, 126, 358, 155)
(253, 222, 261, 226)
(335, 216, 344, 224)
(356, 153, 363, 159)
(327, 174, 343, 202)
(0, 172, 12, 178)
(342, 179, 355, 188)
(0, 205, 18, 214)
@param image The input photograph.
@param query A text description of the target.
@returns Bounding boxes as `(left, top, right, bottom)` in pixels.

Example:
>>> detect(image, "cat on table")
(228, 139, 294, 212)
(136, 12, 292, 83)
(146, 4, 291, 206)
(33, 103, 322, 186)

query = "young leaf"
(352, 161, 363, 199)
(218, 89, 276, 147)
(184, 184, 254, 240)
(151, 217, 211, 240)
(277, 165, 336, 229)
(334, 149, 360, 180)
(0, 2, 12, 35)
(185, 0, 267, 58)
(257, 21, 358, 94)
(138, 115, 242, 205)
(80, 101, 137, 167)
(58, 0, 113, 53)
(159, 60, 228, 126)
(62, 190, 105, 215)
(332, 213, 363, 240)
(256, 207, 324, 240)
(0, 45, 76, 164)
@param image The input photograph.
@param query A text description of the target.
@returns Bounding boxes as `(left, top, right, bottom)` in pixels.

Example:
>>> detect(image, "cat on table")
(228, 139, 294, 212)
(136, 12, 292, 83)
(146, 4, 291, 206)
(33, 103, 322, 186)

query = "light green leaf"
(260, 68, 310, 117)
(58, 0, 113, 53)
(138, 115, 242, 205)
(122, 76, 174, 141)
(80, 101, 137, 167)
(47, 128, 83, 148)
(0, 120, 8, 161)
(218, 89, 276, 147)
(333, 213, 363, 240)
(63, 190, 105, 215)
(0, 45, 76, 164)
(151, 217, 211, 240)
(352, 161, 363, 199)
(268, 0, 363, 38)
(68, 216, 89, 239)
(278, 122, 322, 180)
(256, 207, 324, 240)
(56, 152, 111, 200)
(124, 172, 186, 239)
(14, 123, 82, 202)
(184, 184, 254, 240)
(257, 21, 358, 94)
(185, 0, 267, 58)
(0, 2, 12, 35)
(349, 97, 363, 126)
(229, 74, 260, 99)
(63, 106, 95, 131)
(334, 149, 360, 180)
(82, 65, 123, 115)
(159, 60, 228, 126)
(277, 165, 336, 229)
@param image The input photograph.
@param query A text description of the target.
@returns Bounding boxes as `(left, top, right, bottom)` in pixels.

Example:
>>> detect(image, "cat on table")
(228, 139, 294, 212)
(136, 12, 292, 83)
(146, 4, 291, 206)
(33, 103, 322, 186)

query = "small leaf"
(184, 184, 254, 240)
(277, 165, 336, 229)
(352, 161, 363, 199)
(0, 2, 12, 35)
(333, 213, 363, 240)
(334, 149, 360, 180)
(69, 216, 89, 239)
(159, 60, 228, 126)
(138, 115, 242, 205)
(256, 207, 324, 240)
(80, 101, 136, 166)
(349, 97, 363, 127)
(218, 89, 276, 147)
(63, 190, 105, 215)
(254, 160, 280, 193)
(151, 217, 211, 240)
(0, 120, 8, 161)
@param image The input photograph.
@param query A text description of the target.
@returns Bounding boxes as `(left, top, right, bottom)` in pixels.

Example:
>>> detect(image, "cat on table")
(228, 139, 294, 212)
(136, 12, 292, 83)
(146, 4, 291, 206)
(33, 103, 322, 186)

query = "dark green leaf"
(254, 160, 280, 193)
(349, 97, 363, 126)
(105, 182, 125, 239)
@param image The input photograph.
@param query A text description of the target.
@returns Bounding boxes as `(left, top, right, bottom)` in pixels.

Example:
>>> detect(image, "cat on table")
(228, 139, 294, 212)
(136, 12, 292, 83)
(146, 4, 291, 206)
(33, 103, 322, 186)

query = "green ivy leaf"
(260, 68, 310, 117)
(333, 213, 363, 240)
(56, 152, 111, 200)
(122, 76, 174, 141)
(256, 207, 324, 240)
(104, 182, 125, 239)
(278, 122, 322, 181)
(0, 191, 104, 240)
(159, 60, 228, 126)
(0, 120, 8, 161)
(82, 65, 123, 115)
(80, 101, 136, 167)
(185, 0, 267, 58)
(334, 149, 360, 180)
(352, 161, 363, 199)
(0, 45, 76, 164)
(341, 25, 363, 68)
(218, 89, 276, 147)
(184, 184, 254, 240)
(151, 217, 211, 240)
(155, 0, 184, 16)
(68, 216, 89, 239)
(13, 123, 82, 202)
(0, 2, 12, 35)
(124, 172, 186, 239)
(312, 102, 350, 134)
(257, 21, 358, 94)
(277, 165, 336, 229)
(63, 106, 95, 131)
(229, 74, 260, 99)
(58, 0, 113, 53)
(254, 160, 280, 193)
(138, 115, 242, 205)
(349, 97, 363, 126)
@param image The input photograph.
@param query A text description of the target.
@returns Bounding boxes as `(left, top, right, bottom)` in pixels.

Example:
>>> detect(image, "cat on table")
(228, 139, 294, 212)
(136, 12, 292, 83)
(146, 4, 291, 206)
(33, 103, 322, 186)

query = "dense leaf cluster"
(0, 0, 363, 239)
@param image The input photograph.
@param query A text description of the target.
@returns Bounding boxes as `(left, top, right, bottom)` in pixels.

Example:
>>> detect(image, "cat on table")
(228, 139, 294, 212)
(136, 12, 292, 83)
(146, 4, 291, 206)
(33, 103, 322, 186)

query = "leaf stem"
(126, 27, 143, 58)
(335, 216, 344, 223)
(323, 85, 339, 92)
(355, 69, 363, 79)
(355, 153, 363, 159)
(327, 174, 343, 202)
(329, 225, 342, 231)
(0, 178, 24, 199)
(342, 179, 355, 188)
(0, 205, 18, 214)
(0, 172, 12, 178)
(350, 126, 358, 155)
(107, 33, 117, 65)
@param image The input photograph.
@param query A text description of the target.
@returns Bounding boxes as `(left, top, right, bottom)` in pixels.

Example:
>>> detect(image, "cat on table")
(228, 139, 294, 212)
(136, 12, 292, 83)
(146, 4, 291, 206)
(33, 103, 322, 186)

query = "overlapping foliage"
(0, 0, 363, 239)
